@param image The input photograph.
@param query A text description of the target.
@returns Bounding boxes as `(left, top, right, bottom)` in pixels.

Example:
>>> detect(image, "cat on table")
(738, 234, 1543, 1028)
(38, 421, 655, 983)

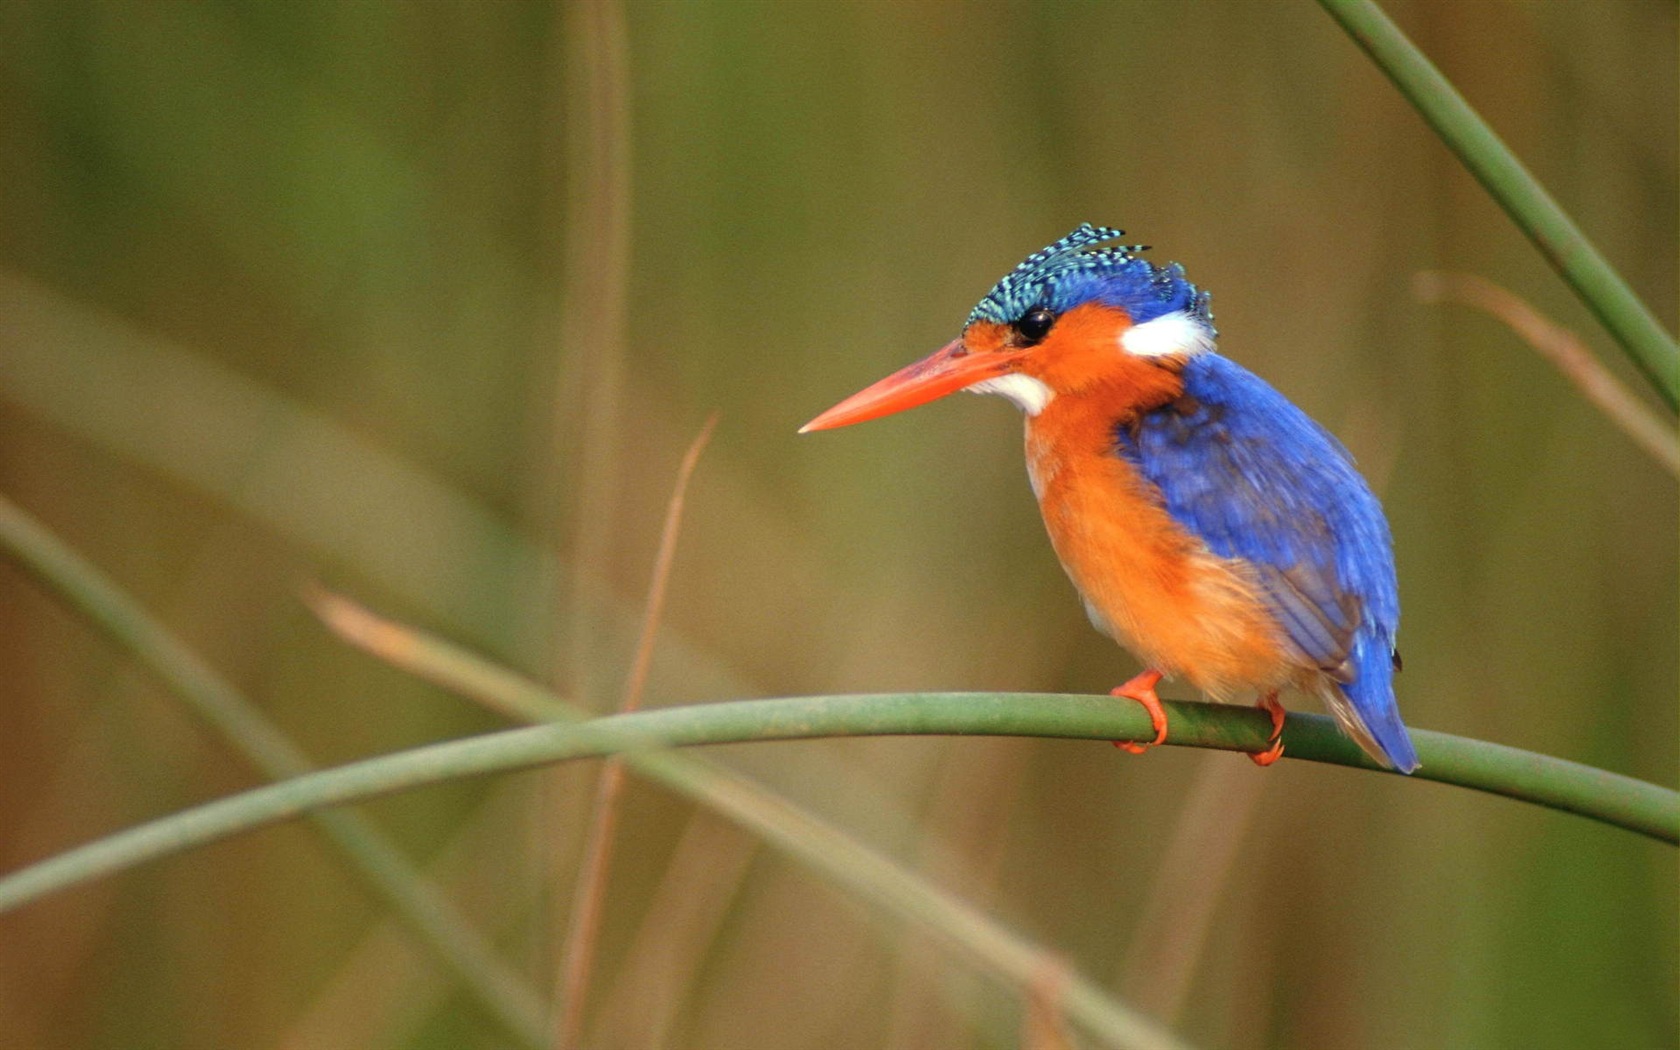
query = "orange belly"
(1025, 398, 1295, 699)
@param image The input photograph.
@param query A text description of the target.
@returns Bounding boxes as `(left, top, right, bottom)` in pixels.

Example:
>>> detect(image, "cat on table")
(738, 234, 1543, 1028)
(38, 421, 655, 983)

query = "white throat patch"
(965, 373, 1055, 416)
(1119, 310, 1215, 358)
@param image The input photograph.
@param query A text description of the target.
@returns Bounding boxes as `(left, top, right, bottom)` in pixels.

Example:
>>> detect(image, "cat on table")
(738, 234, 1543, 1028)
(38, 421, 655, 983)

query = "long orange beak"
(799, 339, 1020, 433)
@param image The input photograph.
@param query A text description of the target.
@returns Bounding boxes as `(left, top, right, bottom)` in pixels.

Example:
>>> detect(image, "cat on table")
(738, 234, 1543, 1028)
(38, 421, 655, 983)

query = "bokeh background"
(0, 2, 1674, 1048)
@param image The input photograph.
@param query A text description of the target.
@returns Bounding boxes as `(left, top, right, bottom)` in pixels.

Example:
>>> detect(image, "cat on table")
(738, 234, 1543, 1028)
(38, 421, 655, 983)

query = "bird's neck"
(1020, 355, 1189, 498)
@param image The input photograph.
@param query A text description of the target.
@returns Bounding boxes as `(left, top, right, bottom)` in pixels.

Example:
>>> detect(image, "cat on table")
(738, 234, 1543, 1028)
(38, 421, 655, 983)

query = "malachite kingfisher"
(801, 224, 1419, 773)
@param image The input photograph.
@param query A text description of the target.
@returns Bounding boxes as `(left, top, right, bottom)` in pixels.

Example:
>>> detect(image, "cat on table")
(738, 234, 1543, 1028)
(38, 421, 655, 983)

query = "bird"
(800, 224, 1419, 773)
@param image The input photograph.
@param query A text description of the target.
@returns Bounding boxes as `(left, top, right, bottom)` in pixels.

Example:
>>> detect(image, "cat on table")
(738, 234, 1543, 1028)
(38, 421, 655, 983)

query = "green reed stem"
(1320, 0, 1679, 409)
(1, 694, 1669, 924)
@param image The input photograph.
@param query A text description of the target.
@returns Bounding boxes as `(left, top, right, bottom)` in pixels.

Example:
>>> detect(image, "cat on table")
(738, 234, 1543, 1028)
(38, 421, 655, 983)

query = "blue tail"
(1340, 634, 1419, 773)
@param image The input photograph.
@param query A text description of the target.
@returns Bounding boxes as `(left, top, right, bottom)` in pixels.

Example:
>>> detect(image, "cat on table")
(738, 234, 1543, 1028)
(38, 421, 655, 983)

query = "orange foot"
(1250, 692, 1286, 767)
(1110, 669, 1168, 754)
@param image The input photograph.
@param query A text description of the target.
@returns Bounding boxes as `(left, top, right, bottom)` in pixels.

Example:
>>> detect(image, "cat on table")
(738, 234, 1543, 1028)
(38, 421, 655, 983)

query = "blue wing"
(1115, 353, 1418, 771)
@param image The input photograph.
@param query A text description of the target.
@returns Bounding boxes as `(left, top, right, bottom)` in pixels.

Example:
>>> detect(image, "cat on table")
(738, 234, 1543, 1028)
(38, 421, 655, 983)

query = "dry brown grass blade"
(553, 414, 718, 1049)
(543, 1, 637, 1034)
(1022, 956, 1076, 1050)
(589, 812, 758, 1048)
(616, 414, 719, 716)
(552, 0, 635, 711)
(1414, 272, 1680, 476)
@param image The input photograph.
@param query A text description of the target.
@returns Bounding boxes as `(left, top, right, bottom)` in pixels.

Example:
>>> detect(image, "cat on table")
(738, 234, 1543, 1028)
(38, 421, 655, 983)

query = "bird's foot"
(1110, 669, 1168, 754)
(1249, 692, 1286, 767)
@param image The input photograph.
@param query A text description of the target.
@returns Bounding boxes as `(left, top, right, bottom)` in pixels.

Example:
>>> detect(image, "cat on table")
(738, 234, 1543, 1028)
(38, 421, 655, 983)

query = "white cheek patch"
(1119, 310, 1215, 358)
(965, 373, 1055, 416)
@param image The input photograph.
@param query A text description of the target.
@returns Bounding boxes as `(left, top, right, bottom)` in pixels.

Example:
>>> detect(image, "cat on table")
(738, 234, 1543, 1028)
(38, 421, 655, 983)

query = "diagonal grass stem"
(0, 495, 549, 1048)
(1320, 0, 1679, 409)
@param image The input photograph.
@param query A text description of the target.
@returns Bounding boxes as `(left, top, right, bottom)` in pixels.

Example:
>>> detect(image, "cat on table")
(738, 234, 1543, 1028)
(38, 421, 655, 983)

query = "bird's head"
(800, 224, 1216, 432)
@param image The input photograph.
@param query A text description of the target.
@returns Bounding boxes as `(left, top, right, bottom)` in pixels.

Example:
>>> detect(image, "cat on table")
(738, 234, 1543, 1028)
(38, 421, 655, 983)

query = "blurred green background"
(0, 1, 1674, 1048)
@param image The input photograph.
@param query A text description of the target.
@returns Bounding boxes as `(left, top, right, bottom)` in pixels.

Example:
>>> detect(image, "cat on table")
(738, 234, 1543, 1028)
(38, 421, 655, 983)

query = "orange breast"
(1025, 387, 1295, 699)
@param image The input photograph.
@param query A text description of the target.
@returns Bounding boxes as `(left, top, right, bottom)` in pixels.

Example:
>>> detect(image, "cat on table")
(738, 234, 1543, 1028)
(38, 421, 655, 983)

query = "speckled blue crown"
(966, 223, 1212, 331)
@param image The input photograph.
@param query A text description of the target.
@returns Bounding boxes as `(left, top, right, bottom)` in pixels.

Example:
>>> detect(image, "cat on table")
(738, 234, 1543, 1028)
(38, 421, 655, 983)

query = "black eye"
(1014, 306, 1057, 345)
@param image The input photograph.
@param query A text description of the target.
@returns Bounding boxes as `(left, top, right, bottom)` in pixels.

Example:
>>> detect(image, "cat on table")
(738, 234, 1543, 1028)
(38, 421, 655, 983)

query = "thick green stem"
(1320, 0, 1679, 408)
(1, 694, 1669, 926)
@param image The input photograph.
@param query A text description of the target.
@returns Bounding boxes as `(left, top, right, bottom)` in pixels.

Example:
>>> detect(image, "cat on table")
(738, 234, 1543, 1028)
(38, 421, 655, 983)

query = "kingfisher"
(801, 224, 1418, 773)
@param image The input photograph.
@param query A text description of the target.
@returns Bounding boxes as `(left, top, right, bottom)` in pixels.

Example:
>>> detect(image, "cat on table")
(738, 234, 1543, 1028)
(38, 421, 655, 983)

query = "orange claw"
(1110, 669, 1168, 754)
(1249, 692, 1286, 767)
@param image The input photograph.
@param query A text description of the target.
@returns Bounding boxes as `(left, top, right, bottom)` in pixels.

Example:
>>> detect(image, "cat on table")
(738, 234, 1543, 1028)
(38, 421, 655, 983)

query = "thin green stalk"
(1320, 0, 1680, 409)
(1, 694, 1671, 917)
(0, 496, 548, 1049)
(7, 689, 1671, 914)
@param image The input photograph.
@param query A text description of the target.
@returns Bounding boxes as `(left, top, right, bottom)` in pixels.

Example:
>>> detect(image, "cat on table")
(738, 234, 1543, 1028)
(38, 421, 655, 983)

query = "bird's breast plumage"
(1024, 360, 1300, 699)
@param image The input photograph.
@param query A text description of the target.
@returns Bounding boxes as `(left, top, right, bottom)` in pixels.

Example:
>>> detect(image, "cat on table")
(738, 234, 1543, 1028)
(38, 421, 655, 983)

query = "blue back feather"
(1114, 354, 1418, 771)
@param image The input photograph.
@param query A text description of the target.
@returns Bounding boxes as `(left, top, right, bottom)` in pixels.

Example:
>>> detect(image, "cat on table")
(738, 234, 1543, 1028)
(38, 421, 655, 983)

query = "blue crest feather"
(968, 223, 1213, 331)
